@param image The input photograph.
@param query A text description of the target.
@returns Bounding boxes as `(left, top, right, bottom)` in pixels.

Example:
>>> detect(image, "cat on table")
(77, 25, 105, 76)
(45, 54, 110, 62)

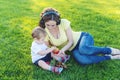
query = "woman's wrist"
(62, 41, 73, 52)
(61, 49, 65, 53)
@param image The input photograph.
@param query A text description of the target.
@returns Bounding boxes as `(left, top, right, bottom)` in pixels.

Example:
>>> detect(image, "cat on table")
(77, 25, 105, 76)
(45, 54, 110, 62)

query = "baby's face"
(38, 37, 45, 44)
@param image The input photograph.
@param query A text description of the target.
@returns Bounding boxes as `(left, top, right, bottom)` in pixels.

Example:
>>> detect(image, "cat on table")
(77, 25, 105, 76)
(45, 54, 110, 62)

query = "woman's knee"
(79, 33, 94, 55)
(79, 45, 92, 55)
(72, 52, 92, 65)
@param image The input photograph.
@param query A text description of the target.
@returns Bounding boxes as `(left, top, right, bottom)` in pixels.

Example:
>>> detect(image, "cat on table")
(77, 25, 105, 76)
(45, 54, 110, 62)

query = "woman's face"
(45, 20, 57, 29)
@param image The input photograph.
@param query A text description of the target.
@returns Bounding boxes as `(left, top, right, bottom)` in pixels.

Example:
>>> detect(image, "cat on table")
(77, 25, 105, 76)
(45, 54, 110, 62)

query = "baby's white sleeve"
(31, 45, 42, 54)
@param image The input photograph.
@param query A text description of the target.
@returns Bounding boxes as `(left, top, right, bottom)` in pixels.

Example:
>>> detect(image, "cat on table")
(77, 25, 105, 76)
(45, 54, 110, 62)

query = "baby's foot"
(52, 67, 63, 74)
(64, 55, 70, 63)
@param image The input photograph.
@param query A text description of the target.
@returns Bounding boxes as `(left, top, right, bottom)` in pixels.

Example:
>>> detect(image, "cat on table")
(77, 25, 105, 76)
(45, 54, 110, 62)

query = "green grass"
(0, 0, 120, 80)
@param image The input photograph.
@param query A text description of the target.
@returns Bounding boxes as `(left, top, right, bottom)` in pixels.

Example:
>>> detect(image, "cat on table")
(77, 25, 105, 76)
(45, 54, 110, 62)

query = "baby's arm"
(38, 47, 56, 55)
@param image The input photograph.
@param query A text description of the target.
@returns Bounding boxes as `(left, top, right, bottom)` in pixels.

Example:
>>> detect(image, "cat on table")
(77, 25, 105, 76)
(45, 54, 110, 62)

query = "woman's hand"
(56, 50, 66, 57)
(59, 50, 65, 54)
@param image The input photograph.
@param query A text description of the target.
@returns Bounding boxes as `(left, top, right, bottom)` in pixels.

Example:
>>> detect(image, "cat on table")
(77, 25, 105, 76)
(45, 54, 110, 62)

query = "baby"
(31, 27, 70, 74)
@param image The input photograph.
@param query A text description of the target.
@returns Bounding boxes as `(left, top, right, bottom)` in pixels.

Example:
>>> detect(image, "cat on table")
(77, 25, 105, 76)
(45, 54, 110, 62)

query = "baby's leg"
(38, 60, 63, 74)
(38, 60, 51, 70)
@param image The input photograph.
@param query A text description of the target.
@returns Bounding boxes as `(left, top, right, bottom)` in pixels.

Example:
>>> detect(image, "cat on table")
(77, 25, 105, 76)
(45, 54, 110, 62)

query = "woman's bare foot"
(110, 54, 120, 59)
(111, 48, 120, 55)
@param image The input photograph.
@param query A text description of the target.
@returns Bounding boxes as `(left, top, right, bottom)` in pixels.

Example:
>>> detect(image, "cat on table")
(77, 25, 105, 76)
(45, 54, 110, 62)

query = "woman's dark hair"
(39, 7, 61, 29)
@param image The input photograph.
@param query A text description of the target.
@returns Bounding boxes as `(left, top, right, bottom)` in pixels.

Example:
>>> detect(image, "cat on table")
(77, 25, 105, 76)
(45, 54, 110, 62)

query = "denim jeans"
(71, 32, 111, 65)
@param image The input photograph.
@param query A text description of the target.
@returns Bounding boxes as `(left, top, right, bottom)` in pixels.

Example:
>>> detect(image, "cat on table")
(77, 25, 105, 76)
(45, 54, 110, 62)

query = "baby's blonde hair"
(32, 27, 46, 39)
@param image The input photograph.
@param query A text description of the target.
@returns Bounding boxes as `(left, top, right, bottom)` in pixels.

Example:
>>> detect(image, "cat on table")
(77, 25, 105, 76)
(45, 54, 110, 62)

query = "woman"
(38, 7, 120, 65)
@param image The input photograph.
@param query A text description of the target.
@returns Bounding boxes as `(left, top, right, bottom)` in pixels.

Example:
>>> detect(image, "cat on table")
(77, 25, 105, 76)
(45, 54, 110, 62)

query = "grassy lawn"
(0, 0, 120, 80)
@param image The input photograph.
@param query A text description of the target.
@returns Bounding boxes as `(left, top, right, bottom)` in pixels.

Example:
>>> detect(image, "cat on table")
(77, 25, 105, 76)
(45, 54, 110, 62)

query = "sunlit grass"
(78, 0, 120, 20)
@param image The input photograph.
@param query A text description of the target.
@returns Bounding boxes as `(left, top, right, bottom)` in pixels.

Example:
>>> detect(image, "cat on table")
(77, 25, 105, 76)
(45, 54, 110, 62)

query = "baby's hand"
(57, 50, 66, 57)
(58, 50, 65, 55)
(52, 48, 59, 54)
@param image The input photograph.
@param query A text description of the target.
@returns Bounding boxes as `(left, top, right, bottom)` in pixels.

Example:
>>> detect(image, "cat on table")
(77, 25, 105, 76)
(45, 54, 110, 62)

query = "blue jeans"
(71, 32, 111, 65)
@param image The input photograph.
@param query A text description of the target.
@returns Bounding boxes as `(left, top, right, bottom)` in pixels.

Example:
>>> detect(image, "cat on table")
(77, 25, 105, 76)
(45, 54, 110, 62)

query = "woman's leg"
(79, 33, 111, 55)
(72, 49, 111, 65)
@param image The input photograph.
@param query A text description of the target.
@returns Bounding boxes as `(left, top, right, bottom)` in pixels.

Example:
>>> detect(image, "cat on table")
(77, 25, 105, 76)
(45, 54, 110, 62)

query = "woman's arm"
(61, 26, 74, 53)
